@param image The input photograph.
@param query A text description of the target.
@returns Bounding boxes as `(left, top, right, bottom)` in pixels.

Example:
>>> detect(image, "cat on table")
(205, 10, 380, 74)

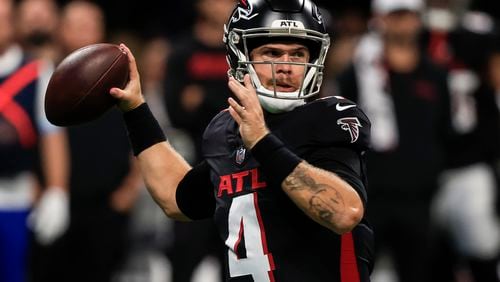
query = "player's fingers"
(109, 87, 125, 98)
(228, 106, 242, 125)
(119, 43, 139, 81)
(243, 74, 253, 90)
(242, 74, 261, 108)
(228, 97, 246, 116)
(228, 77, 250, 106)
(239, 75, 258, 106)
(228, 77, 242, 93)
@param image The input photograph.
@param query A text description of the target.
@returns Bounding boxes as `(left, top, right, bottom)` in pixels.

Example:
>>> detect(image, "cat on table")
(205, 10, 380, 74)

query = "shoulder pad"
(202, 110, 237, 157)
(307, 96, 371, 150)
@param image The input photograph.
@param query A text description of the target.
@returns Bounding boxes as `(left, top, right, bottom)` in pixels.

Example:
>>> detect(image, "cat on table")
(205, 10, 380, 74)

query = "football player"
(110, 0, 374, 280)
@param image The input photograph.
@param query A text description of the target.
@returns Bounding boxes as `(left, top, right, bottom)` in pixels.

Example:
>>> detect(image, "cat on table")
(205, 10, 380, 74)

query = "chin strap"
(258, 95, 305, 113)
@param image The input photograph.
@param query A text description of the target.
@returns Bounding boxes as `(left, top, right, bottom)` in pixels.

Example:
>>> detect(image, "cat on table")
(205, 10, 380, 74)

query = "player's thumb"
(109, 87, 125, 99)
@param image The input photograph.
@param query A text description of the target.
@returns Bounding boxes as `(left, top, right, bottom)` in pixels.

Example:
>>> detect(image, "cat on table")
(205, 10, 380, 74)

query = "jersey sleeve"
(175, 161, 215, 220)
(311, 96, 371, 151)
(305, 146, 368, 206)
(304, 97, 371, 205)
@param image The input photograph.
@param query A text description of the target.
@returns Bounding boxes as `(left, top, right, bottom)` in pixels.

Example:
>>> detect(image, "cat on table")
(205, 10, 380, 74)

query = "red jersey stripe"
(0, 60, 40, 148)
(340, 232, 360, 282)
(0, 60, 39, 111)
(2, 102, 37, 148)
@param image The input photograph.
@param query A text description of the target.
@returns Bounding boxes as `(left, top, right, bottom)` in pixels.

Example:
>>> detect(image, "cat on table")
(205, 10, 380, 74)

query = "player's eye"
(263, 49, 282, 58)
(292, 51, 306, 57)
(289, 49, 309, 62)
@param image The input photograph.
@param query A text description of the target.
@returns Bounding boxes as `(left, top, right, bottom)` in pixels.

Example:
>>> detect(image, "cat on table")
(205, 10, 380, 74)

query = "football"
(45, 43, 129, 126)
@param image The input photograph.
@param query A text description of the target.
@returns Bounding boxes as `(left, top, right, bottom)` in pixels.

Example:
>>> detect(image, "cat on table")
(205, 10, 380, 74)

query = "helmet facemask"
(225, 25, 330, 113)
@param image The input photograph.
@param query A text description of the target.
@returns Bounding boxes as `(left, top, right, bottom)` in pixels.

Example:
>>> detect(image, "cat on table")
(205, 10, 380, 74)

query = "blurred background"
(1, 0, 500, 281)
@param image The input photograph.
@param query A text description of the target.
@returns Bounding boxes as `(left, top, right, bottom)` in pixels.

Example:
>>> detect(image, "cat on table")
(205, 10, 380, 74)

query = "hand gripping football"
(45, 43, 129, 126)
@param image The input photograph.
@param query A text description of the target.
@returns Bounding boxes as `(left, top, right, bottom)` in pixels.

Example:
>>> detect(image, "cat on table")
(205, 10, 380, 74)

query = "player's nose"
(275, 57, 292, 74)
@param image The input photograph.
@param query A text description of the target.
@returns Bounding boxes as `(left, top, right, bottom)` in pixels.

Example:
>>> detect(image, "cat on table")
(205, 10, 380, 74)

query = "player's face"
(380, 10, 421, 41)
(59, 3, 104, 53)
(250, 43, 310, 93)
(0, 0, 14, 52)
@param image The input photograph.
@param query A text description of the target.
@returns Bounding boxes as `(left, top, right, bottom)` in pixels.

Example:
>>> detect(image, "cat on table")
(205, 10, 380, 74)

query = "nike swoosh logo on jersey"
(336, 103, 356, 111)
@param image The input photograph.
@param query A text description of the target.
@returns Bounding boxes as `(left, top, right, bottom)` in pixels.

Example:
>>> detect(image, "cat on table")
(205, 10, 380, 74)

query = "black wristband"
(250, 133, 302, 186)
(123, 103, 166, 156)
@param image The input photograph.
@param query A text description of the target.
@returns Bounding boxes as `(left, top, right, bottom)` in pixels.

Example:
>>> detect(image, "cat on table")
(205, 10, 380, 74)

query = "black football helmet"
(223, 0, 330, 112)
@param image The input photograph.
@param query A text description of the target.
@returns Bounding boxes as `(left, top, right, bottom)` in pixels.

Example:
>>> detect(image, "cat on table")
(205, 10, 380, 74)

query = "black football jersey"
(177, 96, 373, 281)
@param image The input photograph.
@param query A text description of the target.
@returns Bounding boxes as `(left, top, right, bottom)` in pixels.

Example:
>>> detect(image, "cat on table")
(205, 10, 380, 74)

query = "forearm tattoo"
(283, 165, 344, 225)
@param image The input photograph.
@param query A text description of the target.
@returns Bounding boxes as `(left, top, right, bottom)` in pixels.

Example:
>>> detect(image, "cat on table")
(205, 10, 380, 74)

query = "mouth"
(274, 81, 296, 92)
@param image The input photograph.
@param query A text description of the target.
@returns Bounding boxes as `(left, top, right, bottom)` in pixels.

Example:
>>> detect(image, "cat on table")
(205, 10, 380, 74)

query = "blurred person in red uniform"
(0, 0, 70, 281)
(165, 0, 236, 163)
(141, 36, 196, 162)
(336, 0, 454, 281)
(163, 0, 235, 281)
(420, 1, 500, 281)
(320, 2, 370, 97)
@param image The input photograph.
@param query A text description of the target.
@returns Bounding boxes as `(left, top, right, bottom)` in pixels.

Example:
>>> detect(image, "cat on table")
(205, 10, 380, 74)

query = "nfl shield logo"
(235, 146, 246, 165)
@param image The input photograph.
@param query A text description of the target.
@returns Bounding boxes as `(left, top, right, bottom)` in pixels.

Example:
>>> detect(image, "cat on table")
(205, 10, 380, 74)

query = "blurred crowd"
(1, 0, 500, 281)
